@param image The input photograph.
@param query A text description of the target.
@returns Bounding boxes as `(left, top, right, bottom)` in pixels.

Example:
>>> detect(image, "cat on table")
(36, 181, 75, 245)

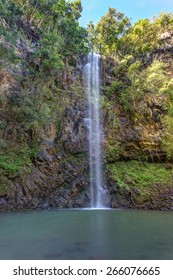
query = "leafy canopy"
(87, 8, 131, 55)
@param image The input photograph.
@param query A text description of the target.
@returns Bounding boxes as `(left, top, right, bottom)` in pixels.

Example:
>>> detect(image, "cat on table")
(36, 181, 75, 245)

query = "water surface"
(0, 209, 173, 259)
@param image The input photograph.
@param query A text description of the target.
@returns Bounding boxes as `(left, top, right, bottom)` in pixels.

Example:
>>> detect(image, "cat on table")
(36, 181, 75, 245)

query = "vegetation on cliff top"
(88, 8, 173, 57)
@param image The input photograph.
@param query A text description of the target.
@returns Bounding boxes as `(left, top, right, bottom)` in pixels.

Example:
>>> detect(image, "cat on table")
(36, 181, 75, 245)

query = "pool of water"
(0, 209, 173, 259)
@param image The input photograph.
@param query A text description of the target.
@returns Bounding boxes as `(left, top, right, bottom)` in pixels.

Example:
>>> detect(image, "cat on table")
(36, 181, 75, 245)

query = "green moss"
(107, 160, 173, 205)
(107, 160, 173, 191)
(0, 155, 21, 173)
(0, 143, 38, 175)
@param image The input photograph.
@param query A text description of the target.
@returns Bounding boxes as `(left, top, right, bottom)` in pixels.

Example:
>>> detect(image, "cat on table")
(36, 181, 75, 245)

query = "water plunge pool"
(0, 209, 173, 260)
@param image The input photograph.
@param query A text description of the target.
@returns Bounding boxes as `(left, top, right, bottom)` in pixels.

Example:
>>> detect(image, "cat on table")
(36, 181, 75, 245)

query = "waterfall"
(84, 53, 107, 208)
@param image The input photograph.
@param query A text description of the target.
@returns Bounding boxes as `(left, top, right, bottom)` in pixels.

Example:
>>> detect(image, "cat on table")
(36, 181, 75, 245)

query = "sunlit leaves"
(119, 13, 173, 56)
(88, 8, 131, 56)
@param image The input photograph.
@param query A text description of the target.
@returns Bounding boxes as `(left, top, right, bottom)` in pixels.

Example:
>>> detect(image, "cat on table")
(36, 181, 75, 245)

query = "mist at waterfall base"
(84, 53, 109, 209)
(0, 209, 173, 260)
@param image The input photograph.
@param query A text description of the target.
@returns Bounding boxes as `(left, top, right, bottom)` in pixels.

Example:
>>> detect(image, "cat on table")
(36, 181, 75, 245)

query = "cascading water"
(84, 53, 107, 208)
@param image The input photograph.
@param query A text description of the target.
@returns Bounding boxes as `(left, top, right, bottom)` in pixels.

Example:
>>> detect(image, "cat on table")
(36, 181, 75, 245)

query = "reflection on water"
(0, 209, 173, 259)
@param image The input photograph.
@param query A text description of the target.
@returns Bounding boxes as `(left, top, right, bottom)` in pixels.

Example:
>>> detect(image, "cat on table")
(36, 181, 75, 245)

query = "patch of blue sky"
(79, 0, 173, 26)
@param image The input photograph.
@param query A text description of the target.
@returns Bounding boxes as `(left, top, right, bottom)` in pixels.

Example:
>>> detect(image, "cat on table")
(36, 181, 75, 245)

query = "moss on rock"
(107, 160, 173, 209)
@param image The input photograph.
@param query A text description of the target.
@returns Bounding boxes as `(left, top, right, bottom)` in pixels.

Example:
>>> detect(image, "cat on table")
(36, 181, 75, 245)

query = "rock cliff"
(0, 33, 173, 211)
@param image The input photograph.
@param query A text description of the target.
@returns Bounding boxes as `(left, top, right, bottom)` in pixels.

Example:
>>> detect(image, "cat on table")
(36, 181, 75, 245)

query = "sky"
(79, 0, 173, 26)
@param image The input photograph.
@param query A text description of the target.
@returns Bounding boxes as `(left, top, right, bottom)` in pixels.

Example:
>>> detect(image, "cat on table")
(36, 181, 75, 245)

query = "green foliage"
(112, 59, 144, 111)
(0, 154, 21, 173)
(0, 142, 38, 175)
(119, 19, 157, 56)
(88, 8, 131, 55)
(9, 78, 59, 137)
(107, 160, 173, 205)
(105, 143, 122, 162)
(13, 0, 88, 58)
(0, 0, 23, 25)
(0, 0, 21, 65)
(144, 61, 169, 94)
(119, 13, 173, 56)
(0, 0, 88, 77)
(60, 19, 88, 56)
(107, 160, 173, 190)
(111, 58, 171, 115)
(86, 21, 97, 52)
(33, 32, 64, 74)
(89, 10, 173, 57)
(105, 80, 124, 99)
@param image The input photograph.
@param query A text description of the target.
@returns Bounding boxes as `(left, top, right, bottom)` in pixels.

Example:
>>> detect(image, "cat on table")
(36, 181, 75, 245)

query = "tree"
(12, 0, 88, 59)
(92, 8, 131, 56)
(119, 12, 173, 56)
(86, 21, 97, 51)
